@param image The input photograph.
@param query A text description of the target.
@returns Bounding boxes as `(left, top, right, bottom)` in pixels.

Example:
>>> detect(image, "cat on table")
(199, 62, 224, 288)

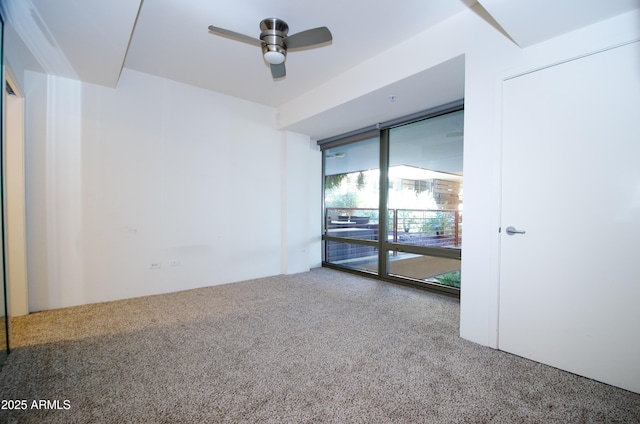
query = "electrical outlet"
(169, 259, 181, 267)
(149, 262, 162, 269)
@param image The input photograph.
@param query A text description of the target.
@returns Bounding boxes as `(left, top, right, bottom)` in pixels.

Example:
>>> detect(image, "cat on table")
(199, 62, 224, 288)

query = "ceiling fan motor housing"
(260, 18, 288, 63)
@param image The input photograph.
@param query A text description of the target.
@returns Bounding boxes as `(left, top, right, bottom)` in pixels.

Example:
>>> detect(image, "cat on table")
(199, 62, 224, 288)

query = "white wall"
(307, 140, 322, 269)
(281, 134, 322, 273)
(5, 77, 29, 317)
(21, 67, 316, 311)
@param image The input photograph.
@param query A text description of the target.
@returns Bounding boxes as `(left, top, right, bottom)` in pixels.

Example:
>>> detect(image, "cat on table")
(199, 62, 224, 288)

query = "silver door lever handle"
(505, 226, 526, 235)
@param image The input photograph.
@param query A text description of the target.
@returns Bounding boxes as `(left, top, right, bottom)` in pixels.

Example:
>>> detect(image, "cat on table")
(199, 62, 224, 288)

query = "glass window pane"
(387, 110, 463, 250)
(324, 136, 380, 272)
(387, 250, 461, 289)
(325, 240, 378, 274)
(324, 137, 379, 241)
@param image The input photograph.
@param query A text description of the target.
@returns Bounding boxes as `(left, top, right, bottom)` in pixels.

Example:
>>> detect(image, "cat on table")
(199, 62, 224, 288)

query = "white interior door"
(499, 41, 640, 393)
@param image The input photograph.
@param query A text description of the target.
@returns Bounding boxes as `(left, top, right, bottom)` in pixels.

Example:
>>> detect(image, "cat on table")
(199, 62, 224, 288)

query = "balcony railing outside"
(324, 207, 462, 264)
(390, 208, 461, 248)
(325, 208, 380, 266)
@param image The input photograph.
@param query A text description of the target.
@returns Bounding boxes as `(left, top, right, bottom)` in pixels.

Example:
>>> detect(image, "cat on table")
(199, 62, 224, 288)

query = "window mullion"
(378, 128, 389, 277)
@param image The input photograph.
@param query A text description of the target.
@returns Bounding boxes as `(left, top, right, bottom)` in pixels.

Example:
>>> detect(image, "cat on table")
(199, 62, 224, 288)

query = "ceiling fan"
(208, 18, 332, 79)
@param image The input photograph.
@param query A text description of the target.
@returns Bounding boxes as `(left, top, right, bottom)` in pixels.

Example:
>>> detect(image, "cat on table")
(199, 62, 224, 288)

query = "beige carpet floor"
(0, 268, 638, 423)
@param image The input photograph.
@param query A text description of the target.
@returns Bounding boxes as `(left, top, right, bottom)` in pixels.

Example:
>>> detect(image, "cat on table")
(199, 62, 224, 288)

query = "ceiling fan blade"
(270, 62, 286, 79)
(208, 25, 262, 47)
(284, 27, 332, 50)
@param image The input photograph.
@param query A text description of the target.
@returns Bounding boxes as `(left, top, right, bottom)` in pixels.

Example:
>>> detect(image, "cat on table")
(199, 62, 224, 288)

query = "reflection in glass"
(324, 136, 379, 213)
(387, 251, 461, 289)
(325, 240, 378, 275)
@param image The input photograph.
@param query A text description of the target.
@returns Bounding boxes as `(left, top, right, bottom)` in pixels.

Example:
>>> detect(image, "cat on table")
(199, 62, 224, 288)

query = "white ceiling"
(479, 0, 640, 48)
(3, 0, 638, 138)
(124, 0, 477, 107)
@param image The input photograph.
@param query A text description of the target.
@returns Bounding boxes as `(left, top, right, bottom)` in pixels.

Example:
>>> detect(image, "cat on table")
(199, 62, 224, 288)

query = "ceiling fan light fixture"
(208, 17, 332, 79)
(264, 51, 285, 64)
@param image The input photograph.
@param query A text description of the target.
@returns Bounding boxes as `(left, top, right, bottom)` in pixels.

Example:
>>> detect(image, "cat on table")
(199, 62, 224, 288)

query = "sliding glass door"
(322, 106, 463, 293)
